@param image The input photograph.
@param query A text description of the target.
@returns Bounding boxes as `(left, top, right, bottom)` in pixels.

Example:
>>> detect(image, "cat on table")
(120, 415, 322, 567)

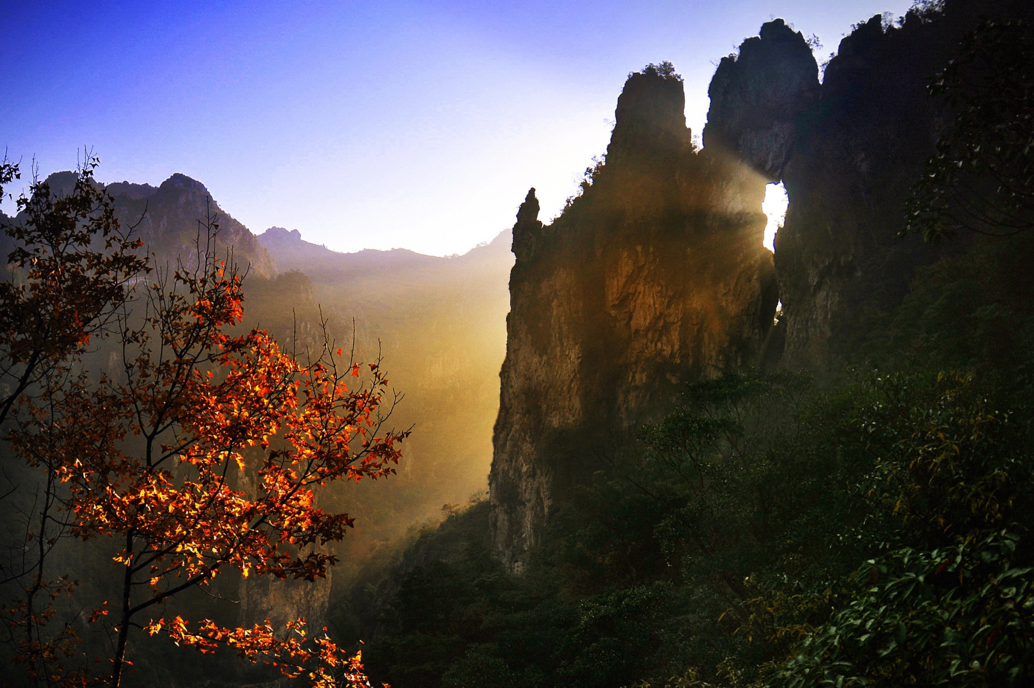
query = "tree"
(0, 155, 148, 687)
(906, 18, 1034, 243)
(2, 163, 405, 688)
(0, 154, 147, 428)
(770, 373, 1034, 687)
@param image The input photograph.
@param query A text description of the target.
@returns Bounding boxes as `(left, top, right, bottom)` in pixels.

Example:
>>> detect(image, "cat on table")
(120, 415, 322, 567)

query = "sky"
(2, 0, 916, 256)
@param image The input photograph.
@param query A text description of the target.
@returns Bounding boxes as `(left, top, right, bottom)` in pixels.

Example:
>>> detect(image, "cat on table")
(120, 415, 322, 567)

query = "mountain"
(44, 171, 276, 276)
(257, 224, 513, 322)
(353, 3, 1034, 686)
(26, 168, 515, 562)
(11, 166, 515, 642)
(707, 7, 984, 365)
(487, 0, 1033, 571)
(490, 65, 778, 572)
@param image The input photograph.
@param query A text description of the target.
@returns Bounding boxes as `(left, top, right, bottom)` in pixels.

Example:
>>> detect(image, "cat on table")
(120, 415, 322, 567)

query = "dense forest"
(347, 244, 1034, 686)
(2, 0, 1034, 686)
(335, 1, 1034, 687)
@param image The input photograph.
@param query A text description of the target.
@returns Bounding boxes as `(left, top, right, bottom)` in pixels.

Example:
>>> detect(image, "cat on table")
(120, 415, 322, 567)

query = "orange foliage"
(4, 195, 403, 687)
(0, 155, 147, 427)
(153, 616, 376, 688)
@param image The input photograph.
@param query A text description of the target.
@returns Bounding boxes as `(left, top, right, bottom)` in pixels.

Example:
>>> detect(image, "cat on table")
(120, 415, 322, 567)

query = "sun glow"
(762, 182, 788, 252)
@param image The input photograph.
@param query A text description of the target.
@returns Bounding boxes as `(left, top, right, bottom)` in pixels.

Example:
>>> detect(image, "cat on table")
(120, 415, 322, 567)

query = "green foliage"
(906, 18, 1034, 243)
(354, 357, 1034, 688)
(782, 371, 1027, 682)
(862, 230, 1034, 385)
(353, 370, 874, 687)
(864, 373, 1031, 544)
(638, 62, 682, 82)
(774, 534, 1034, 687)
(763, 369, 1034, 686)
(442, 645, 520, 688)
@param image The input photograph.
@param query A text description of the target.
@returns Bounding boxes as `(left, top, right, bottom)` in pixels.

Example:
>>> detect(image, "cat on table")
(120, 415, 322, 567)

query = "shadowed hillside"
(347, 2, 1034, 687)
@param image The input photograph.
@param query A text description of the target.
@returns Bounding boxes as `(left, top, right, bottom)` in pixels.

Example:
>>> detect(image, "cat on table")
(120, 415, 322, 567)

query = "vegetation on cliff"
(491, 60, 777, 574)
(4, 0, 1033, 686)
(343, 227, 1034, 687)
(339, 2, 1034, 686)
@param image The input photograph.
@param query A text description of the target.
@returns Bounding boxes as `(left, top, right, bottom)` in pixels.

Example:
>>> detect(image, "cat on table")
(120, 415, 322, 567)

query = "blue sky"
(2, 0, 915, 255)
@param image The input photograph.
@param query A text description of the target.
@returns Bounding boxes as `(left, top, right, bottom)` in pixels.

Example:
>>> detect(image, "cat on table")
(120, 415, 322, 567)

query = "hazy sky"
(3, 0, 915, 256)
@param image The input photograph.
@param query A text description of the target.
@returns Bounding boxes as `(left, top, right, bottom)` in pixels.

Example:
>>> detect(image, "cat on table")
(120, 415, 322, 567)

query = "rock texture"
(771, 12, 962, 366)
(490, 68, 777, 573)
(707, 2, 1031, 367)
(237, 557, 333, 633)
(704, 19, 819, 181)
(489, 0, 1034, 571)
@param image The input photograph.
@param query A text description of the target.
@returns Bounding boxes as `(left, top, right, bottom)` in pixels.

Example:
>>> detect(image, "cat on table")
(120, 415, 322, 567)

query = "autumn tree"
(0, 155, 148, 687)
(0, 154, 146, 429)
(1, 162, 404, 687)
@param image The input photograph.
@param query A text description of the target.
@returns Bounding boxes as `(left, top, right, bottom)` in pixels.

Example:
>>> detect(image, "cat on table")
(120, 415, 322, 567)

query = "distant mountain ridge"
(5, 167, 514, 660)
(257, 224, 512, 277)
(254, 223, 514, 565)
(43, 170, 276, 276)
(256, 223, 514, 339)
(33, 171, 510, 281)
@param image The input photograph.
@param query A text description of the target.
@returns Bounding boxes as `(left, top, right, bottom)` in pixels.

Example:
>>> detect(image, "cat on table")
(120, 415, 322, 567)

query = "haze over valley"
(3, 0, 1034, 686)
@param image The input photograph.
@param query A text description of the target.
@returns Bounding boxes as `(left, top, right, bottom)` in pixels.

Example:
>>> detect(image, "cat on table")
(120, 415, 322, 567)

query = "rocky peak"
(703, 18, 819, 180)
(107, 173, 275, 277)
(31, 171, 270, 278)
(41, 171, 86, 198)
(817, 15, 890, 99)
(515, 188, 540, 228)
(105, 181, 158, 201)
(490, 62, 776, 573)
(159, 173, 212, 198)
(606, 65, 691, 166)
(511, 188, 543, 262)
(260, 226, 304, 243)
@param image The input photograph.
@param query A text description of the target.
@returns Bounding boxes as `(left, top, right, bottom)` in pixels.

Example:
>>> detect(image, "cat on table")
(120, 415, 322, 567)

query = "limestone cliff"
(488, 0, 1034, 570)
(703, 18, 819, 181)
(490, 67, 777, 573)
(707, 1, 1032, 366)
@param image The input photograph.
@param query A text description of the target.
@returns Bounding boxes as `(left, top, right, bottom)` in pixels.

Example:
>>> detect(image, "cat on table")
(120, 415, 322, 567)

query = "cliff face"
(707, 3, 1030, 366)
(772, 12, 959, 365)
(237, 557, 333, 633)
(490, 68, 777, 572)
(704, 18, 820, 181)
(488, 1, 1034, 570)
